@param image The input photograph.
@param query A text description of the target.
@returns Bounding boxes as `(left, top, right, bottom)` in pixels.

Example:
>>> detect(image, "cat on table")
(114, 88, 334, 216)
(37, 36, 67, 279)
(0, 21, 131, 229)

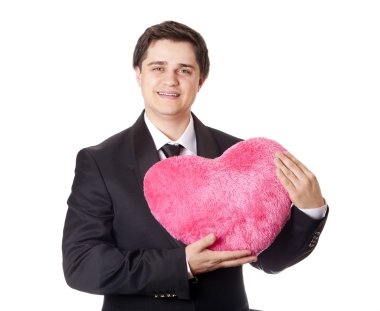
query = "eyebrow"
(147, 61, 195, 69)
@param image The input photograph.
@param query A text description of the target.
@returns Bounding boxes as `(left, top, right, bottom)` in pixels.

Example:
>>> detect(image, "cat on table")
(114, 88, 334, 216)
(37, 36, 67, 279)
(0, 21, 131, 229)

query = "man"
(62, 21, 328, 311)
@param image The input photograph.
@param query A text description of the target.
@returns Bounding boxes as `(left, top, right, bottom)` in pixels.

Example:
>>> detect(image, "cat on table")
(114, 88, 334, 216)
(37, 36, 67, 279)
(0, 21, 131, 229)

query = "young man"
(63, 21, 328, 311)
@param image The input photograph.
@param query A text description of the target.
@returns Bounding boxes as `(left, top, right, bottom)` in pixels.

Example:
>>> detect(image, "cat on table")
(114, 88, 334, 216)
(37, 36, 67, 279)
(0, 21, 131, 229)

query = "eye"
(152, 67, 164, 72)
(179, 68, 192, 75)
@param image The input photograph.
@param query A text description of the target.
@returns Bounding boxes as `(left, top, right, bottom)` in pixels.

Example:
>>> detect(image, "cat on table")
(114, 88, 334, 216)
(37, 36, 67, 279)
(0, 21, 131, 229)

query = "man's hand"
(185, 234, 257, 275)
(275, 151, 324, 209)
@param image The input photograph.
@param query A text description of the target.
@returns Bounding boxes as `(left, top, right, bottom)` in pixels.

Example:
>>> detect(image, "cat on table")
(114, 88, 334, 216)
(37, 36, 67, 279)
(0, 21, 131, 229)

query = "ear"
(197, 77, 206, 92)
(135, 67, 142, 86)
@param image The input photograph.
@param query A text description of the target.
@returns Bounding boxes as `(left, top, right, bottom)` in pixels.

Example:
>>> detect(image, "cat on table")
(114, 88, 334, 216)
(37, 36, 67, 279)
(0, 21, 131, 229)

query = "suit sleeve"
(251, 206, 328, 273)
(62, 149, 190, 299)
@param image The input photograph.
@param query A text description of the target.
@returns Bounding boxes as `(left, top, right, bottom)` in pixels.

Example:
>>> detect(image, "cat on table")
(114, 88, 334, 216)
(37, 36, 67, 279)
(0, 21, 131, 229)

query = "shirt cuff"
(186, 258, 194, 279)
(295, 204, 328, 220)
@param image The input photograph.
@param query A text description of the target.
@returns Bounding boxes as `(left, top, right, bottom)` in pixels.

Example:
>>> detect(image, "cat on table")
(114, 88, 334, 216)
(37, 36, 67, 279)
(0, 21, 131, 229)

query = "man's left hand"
(274, 151, 324, 209)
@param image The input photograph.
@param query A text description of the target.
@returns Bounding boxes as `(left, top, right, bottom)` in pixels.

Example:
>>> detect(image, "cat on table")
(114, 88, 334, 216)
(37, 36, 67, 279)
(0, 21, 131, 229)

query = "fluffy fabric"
(144, 138, 291, 255)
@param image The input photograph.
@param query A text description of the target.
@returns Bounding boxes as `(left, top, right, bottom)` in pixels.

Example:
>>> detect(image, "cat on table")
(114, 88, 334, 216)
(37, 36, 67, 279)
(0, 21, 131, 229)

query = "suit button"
(190, 276, 199, 284)
(154, 294, 159, 298)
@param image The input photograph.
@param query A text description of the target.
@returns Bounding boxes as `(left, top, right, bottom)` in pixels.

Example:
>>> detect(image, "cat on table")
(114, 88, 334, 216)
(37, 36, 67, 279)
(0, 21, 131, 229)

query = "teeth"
(158, 92, 179, 97)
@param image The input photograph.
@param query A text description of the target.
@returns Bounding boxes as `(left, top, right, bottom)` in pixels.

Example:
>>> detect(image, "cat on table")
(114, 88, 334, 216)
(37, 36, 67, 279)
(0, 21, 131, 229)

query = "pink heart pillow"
(144, 138, 291, 255)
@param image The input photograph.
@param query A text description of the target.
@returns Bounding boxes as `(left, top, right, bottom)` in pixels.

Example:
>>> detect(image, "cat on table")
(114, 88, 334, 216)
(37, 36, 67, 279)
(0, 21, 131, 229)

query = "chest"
(103, 164, 181, 250)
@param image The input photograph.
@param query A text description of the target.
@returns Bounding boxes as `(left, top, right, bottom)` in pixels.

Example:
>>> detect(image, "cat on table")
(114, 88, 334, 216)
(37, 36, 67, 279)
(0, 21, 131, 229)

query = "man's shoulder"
(82, 112, 145, 156)
(82, 126, 133, 157)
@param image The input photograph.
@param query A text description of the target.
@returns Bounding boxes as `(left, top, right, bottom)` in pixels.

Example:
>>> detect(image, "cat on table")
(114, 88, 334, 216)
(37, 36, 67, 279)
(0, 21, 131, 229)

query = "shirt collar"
(144, 113, 197, 155)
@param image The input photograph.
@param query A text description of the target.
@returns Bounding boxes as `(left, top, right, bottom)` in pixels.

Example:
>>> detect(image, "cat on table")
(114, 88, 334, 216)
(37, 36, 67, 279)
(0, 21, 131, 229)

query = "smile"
(157, 92, 180, 97)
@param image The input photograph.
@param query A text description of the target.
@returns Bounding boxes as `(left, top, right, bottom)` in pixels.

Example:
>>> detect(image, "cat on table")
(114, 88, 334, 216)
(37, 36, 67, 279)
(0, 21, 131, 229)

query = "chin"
(160, 110, 188, 119)
(155, 106, 189, 118)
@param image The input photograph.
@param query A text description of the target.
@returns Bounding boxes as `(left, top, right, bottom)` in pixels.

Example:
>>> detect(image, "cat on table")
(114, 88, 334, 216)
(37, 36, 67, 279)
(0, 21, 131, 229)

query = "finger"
(275, 156, 299, 187)
(276, 167, 296, 193)
(283, 151, 321, 191)
(217, 256, 257, 269)
(191, 233, 216, 252)
(211, 249, 253, 262)
(283, 151, 312, 175)
(275, 152, 304, 182)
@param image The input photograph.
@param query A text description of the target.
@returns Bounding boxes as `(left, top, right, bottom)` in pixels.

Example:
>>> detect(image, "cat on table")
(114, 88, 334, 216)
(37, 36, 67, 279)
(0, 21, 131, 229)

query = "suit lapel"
(131, 112, 160, 190)
(192, 113, 222, 159)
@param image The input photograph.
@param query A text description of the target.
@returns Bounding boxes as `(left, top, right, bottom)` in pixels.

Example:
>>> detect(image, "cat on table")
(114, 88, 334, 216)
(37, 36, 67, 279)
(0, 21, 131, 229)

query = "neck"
(145, 111, 191, 141)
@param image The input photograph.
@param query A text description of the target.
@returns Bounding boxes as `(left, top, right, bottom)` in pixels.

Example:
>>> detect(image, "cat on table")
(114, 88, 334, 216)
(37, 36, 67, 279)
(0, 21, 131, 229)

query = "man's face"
(135, 39, 205, 122)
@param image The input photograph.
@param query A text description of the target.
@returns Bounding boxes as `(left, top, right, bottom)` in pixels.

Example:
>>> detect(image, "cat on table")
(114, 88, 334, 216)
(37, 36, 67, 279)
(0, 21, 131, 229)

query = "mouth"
(157, 91, 180, 98)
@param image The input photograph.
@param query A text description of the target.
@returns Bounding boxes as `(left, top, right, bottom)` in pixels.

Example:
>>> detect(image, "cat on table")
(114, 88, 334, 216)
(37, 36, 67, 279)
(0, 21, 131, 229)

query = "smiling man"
(63, 21, 328, 311)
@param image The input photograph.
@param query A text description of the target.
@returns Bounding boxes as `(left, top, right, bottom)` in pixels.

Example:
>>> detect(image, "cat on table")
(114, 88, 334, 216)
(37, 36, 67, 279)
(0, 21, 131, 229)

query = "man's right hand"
(185, 233, 257, 275)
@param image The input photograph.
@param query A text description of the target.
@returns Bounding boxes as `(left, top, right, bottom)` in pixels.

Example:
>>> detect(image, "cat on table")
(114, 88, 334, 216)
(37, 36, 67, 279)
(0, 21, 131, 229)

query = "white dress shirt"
(144, 113, 196, 160)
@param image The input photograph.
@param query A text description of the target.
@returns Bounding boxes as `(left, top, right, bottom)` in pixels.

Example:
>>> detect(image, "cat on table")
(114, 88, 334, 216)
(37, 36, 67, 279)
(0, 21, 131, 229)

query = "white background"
(1, 1, 379, 310)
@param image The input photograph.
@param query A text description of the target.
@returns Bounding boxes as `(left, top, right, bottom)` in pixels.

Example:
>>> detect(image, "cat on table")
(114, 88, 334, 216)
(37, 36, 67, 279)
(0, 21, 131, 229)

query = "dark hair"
(133, 21, 210, 79)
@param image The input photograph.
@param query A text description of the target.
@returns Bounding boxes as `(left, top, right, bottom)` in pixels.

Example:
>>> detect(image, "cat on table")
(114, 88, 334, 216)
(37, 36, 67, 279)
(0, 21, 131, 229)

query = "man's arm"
(251, 205, 328, 273)
(62, 149, 190, 299)
(251, 150, 328, 273)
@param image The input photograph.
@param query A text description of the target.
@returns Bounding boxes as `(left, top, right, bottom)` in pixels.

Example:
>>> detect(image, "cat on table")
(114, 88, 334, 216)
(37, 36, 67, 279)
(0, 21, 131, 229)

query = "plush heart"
(144, 137, 291, 255)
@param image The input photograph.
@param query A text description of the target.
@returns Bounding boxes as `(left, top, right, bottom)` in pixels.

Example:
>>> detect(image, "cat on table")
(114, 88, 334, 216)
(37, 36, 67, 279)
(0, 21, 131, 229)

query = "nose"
(164, 71, 179, 86)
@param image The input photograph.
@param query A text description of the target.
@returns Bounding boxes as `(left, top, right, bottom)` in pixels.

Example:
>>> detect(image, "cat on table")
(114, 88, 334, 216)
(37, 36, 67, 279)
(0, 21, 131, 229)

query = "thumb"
(192, 233, 216, 252)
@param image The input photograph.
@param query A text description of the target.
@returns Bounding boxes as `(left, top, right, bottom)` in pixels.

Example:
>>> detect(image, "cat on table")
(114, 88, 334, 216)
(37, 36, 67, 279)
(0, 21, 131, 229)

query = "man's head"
(133, 21, 209, 80)
(133, 21, 209, 127)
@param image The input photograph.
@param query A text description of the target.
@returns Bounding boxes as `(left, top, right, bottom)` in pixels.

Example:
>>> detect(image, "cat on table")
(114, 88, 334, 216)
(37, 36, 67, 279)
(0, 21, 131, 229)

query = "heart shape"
(144, 138, 291, 255)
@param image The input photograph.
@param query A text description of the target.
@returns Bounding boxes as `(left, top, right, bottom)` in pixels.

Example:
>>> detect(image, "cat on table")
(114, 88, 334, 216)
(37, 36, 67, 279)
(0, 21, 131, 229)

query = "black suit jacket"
(63, 111, 328, 311)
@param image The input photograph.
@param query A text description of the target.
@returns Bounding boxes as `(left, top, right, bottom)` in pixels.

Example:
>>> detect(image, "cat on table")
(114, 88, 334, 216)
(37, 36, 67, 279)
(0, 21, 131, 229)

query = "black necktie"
(160, 143, 182, 158)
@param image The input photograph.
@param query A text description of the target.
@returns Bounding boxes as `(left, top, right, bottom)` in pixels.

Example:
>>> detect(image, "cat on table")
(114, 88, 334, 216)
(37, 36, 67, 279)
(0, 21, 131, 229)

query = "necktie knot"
(161, 143, 182, 158)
